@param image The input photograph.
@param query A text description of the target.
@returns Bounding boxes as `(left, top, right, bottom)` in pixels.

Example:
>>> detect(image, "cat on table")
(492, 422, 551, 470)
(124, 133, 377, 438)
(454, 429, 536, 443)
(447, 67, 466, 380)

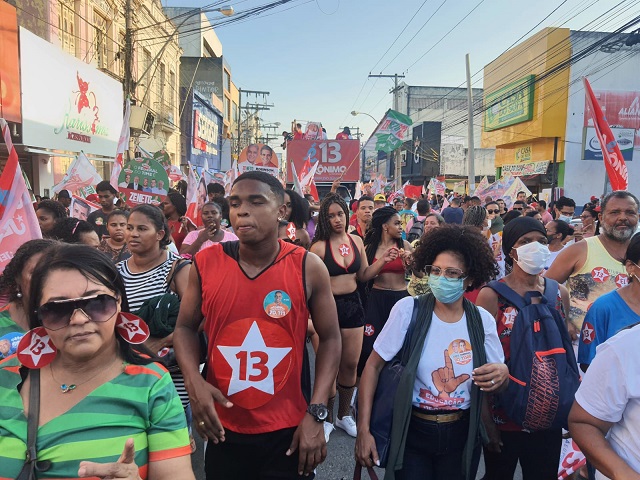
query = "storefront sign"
(20, 28, 122, 157)
(286, 140, 360, 183)
(0, 3, 21, 123)
(514, 145, 532, 163)
(501, 160, 549, 176)
(484, 75, 535, 131)
(583, 127, 634, 161)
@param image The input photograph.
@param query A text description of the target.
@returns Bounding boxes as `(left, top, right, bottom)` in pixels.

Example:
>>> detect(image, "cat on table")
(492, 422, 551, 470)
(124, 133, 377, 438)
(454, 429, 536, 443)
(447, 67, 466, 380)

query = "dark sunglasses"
(513, 207, 524, 211)
(38, 294, 118, 331)
(487, 209, 500, 214)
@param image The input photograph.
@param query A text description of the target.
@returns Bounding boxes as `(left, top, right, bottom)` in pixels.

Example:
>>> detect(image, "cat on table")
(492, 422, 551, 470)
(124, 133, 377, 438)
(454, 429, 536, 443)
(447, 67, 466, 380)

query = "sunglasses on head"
(37, 294, 118, 331)
(487, 209, 499, 214)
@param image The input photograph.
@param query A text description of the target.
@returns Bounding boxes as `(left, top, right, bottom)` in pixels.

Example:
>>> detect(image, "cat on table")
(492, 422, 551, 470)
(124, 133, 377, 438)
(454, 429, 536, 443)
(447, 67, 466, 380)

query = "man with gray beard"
(546, 191, 640, 337)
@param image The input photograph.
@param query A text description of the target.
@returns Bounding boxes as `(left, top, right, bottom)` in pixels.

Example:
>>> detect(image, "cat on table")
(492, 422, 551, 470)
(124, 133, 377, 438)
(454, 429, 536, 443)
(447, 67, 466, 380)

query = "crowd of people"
(1, 174, 639, 480)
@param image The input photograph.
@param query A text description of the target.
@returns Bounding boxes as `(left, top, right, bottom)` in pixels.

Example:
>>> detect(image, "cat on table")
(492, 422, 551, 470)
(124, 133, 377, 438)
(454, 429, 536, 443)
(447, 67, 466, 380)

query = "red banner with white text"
(286, 139, 360, 183)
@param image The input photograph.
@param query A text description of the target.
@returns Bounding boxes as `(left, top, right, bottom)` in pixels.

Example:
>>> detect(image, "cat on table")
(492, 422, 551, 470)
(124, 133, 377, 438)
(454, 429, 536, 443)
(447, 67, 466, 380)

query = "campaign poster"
(304, 122, 324, 140)
(118, 158, 170, 207)
(583, 127, 634, 161)
(69, 194, 99, 221)
(286, 139, 361, 183)
(238, 143, 279, 177)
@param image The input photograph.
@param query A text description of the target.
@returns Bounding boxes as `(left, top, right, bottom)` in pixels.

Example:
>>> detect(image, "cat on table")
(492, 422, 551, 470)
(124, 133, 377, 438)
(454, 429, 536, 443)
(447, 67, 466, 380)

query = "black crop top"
(324, 236, 361, 277)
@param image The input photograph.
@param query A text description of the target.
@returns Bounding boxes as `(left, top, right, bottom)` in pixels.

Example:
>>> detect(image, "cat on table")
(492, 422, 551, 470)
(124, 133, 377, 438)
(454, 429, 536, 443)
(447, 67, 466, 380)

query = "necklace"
(49, 359, 119, 394)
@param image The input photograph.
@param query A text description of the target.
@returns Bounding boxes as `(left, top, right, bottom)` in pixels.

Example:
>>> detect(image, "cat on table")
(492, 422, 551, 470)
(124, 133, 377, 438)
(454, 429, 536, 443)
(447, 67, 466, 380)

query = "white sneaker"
(335, 415, 357, 437)
(323, 421, 335, 443)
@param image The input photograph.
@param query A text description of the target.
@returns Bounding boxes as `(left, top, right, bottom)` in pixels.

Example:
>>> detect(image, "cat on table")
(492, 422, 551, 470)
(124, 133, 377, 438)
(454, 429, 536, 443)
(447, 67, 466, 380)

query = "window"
(142, 49, 151, 97)
(94, 12, 108, 69)
(59, 0, 76, 56)
(232, 101, 238, 124)
(224, 70, 231, 92)
(169, 71, 176, 110)
(159, 62, 165, 105)
(223, 97, 229, 122)
(117, 31, 125, 77)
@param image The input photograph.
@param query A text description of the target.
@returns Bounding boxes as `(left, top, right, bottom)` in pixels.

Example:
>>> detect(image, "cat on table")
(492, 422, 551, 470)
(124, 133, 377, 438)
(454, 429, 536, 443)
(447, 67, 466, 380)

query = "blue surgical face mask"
(429, 274, 467, 304)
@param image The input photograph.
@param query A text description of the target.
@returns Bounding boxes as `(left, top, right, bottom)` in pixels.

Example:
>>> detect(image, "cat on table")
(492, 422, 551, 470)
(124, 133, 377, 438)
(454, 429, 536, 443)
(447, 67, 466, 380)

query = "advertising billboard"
(20, 28, 122, 157)
(484, 75, 535, 131)
(191, 98, 222, 170)
(286, 140, 360, 183)
(0, 2, 21, 123)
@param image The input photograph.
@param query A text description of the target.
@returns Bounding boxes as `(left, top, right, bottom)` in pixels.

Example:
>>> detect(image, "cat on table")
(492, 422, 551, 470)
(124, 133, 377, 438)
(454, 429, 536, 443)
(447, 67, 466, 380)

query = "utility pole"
(465, 54, 476, 193)
(123, 0, 132, 99)
(369, 73, 405, 185)
(236, 89, 271, 155)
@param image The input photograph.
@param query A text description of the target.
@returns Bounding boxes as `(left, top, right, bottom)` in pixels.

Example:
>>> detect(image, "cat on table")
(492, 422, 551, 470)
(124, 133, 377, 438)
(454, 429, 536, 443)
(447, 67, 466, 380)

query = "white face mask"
(513, 241, 551, 275)
(558, 214, 573, 223)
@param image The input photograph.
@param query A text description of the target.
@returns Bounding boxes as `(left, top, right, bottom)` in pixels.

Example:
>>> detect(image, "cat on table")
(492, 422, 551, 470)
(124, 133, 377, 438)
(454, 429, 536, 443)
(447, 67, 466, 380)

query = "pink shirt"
(182, 229, 238, 253)
(541, 210, 553, 225)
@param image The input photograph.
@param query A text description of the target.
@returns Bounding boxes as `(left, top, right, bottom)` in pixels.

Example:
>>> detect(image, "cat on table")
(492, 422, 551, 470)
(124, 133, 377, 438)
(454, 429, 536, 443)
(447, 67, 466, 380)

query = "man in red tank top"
(174, 171, 341, 479)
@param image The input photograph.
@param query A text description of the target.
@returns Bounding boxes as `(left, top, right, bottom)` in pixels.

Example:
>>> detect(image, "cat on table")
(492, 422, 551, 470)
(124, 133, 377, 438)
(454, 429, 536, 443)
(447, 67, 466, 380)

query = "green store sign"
(484, 75, 535, 131)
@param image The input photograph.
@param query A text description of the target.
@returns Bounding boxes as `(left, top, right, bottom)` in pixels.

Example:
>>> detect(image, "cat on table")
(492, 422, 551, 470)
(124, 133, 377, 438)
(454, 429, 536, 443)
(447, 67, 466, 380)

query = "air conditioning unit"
(130, 105, 155, 136)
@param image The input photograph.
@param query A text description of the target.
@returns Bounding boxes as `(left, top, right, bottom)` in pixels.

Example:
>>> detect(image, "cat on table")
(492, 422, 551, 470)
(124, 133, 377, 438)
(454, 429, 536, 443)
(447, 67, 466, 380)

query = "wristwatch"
(306, 403, 329, 422)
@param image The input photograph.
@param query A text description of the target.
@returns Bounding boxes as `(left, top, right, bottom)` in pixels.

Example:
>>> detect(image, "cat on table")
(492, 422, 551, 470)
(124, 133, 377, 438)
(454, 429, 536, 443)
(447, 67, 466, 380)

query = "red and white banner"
(185, 163, 202, 227)
(110, 98, 131, 191)
(583, 77, 629, 191)
(287, 140, 360, 183)
(52, 151, 102, 194)
(0, 118, 42, 272)
(298, 157, 319, 201)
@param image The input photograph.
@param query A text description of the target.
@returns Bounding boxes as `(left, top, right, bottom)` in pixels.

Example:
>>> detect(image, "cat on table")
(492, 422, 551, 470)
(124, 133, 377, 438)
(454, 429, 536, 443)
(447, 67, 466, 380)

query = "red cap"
(590, 196, 598, 201)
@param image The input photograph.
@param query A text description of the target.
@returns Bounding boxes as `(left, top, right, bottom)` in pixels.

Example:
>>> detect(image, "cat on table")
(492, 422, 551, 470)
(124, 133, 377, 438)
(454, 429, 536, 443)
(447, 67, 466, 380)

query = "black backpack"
(486, 279, 580, 431)
(407, 218, 425, 243)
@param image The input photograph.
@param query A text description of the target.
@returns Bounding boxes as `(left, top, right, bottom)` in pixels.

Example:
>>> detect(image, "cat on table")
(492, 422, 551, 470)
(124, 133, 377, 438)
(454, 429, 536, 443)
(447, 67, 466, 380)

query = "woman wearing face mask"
(476, 216, 572, 480)
(356, 224, 507, 480)
(544, 220, 574, 270)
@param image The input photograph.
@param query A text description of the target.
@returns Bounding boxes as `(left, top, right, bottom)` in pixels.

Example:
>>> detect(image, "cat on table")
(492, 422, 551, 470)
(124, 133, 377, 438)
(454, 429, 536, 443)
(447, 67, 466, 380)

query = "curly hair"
(50, 218, 97, 244)
(0, 239, 57, 301)
(412, 224, 499, 291)
(364, 206, 403, 264)
(36, 199, 67, 219)
(284, 189, 310, 230)
(312, 193, 349, 244)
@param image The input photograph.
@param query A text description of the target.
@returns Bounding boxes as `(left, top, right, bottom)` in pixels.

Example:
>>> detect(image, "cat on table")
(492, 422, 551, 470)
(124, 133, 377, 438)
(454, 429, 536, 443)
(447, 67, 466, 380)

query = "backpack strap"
(542, 277, 560, 306)
(486, 280, 527, 310)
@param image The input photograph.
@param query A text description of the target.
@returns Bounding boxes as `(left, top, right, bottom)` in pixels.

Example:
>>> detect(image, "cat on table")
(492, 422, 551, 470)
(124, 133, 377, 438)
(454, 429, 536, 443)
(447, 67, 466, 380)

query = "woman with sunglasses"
(0, 239, 57, 357)
(575, 207, 598, 241)
(356, 224, 506, 480)
(0, 245, 194, 479)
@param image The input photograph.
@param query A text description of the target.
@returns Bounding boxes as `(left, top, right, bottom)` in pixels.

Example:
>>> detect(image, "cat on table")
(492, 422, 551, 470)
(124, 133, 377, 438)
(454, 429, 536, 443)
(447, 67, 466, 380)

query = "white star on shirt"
(339, 244, 350, 256)
(582, 323, 595, 343)
(20, 331, 55, 367)
(503, 307, 518, 326)
(217, 322, 292, 396)
(591, 267, 610, 282)
(287, 224, 297, 240)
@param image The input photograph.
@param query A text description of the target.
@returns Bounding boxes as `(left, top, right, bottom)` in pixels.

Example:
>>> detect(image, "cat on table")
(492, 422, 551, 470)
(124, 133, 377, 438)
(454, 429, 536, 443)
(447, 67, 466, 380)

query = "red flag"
(0, 118, 42, 272)
(404, 185, 422, 199)
(583, 77, 628, 191)
(110, 99, 131, 191)
(298, 157, 319, 201)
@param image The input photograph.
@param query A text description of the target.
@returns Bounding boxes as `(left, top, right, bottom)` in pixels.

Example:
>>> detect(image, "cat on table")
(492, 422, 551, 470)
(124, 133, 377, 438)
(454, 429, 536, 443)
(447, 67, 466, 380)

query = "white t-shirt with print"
(374, 296, 504, 411)
(574, 324, 640, 480)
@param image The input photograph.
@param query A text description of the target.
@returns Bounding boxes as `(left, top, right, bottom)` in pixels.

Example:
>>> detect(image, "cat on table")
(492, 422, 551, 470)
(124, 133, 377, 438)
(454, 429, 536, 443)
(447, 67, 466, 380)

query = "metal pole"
(123, 0, 132, 98)
(552, 136, 558, 202)
(237, 88, 242, 156)
(393, 74, 402, 187)
(465, 54, 476, 192)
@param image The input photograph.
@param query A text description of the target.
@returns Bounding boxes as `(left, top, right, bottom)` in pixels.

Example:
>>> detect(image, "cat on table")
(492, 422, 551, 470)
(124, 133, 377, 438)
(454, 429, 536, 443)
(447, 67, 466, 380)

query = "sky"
(163, 0, 636, 144)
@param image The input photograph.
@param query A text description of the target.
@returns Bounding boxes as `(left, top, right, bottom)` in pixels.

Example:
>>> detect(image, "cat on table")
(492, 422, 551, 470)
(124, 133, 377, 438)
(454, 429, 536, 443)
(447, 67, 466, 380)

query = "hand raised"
(432, 349, 470, 398)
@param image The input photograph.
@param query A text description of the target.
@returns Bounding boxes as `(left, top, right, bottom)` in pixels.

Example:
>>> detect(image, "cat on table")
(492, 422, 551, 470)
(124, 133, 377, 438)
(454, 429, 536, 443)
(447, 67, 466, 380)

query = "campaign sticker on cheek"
(263, 290, 292, 319)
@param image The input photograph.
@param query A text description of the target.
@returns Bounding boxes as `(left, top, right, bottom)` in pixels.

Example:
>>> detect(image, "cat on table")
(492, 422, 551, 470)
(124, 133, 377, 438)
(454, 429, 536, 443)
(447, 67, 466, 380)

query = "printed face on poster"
(69, 195, 99, 221)
(118, 158, 170, 207)
(238, 144, 279, 177)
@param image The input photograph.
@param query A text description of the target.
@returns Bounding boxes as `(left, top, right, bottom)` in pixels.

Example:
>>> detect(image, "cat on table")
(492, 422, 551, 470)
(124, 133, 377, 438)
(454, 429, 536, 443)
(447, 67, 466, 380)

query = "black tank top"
(324, 236, 361, 277)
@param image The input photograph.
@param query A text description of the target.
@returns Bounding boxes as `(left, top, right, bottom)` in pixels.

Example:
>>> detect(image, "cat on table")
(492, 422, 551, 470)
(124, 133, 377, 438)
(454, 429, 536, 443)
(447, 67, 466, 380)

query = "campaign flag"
(185, 163, 202, 227)
(473, 176, 489, 195)
(290, 162, 304, 197)
(365, 109, 413, 153)
(453, 181, 466, 195)
(52, 151, 102, 195)
(0, 118, 42, 272)
(404, 184, 422, 199)
(223, 160, 239, 196)
(583, 77, 628, 191)
(298, 157, 319, 201)
(110, 98, 131, 191)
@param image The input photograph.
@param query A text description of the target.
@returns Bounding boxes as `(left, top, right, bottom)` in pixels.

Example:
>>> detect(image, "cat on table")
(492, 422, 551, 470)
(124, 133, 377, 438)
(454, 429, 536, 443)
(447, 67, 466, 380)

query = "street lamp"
(216, 5, 235, 16)
(351, 110, 378, 123)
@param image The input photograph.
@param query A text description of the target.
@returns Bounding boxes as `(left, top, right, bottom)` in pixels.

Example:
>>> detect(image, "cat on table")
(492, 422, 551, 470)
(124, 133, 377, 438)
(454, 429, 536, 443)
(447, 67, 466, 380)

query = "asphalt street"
(189, 343, 522, 480)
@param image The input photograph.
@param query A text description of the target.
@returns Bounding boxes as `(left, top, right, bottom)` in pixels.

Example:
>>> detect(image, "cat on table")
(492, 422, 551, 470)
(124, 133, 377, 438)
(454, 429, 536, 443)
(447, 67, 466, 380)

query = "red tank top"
(195, 240, 309, 434)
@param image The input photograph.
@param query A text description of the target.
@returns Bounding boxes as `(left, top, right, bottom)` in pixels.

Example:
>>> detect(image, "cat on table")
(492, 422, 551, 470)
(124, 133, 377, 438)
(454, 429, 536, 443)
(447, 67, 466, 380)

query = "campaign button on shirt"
(0, 331, 24, 358)
(263, 290, 292, 319)
(214, 318, 295, 409)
